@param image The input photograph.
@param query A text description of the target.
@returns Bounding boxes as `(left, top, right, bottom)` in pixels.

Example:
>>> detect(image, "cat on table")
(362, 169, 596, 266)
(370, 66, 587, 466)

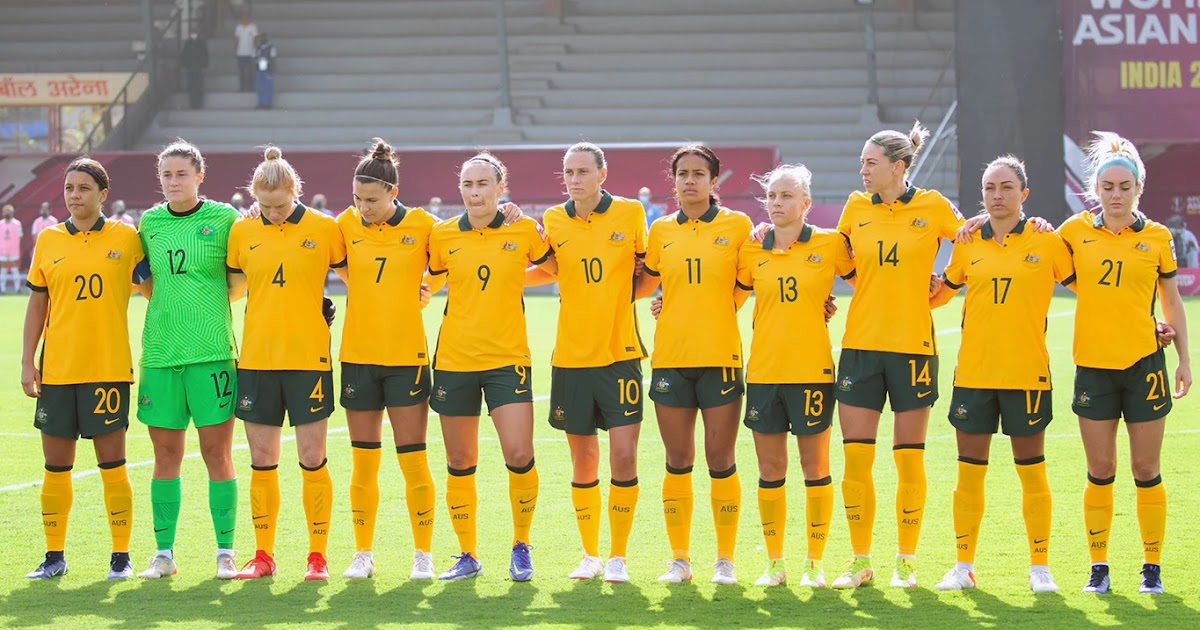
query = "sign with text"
(0, 73, 147, 106)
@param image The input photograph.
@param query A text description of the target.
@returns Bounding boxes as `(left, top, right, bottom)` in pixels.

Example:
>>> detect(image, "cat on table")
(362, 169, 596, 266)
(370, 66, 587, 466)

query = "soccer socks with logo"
(1135, 475, 1166, 565)
(99, 460, 132, 553)
(805, 476, 834, 561)
(1084, 473, 1115, 564)
(608, 477, 639, 558)
(841, 441, 876, 556)
(757, 478, 786, 560)
(250, 465, 280, 555)
(951, 457, 988, 564)
(209, 478, 237, 551)
(349, 442, 382, 552)
(301, 459, 333, 556)
(894, 444, 927, 556)
(572, 479, 602, 557)
(150, 477, 181, 552)
(446, 466, 478, 556)
(508, 459, 539, 545)
(41, 466, 73, 552)
(711, 465, 741, 561)
(398, 444, 436, 553)
(662, 465, 694, 561)
(1015, 456, 1051, 566)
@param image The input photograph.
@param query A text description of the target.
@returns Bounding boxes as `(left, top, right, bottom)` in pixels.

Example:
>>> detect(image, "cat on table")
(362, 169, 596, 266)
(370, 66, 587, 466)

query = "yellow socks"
(99, 460, 132, 553)
(349, 442, 381, 553)
(250, 465, 280, 555)
(446, 466, 478, 556)
(951, 457, 988, 564)
(805, 476, 834, 561)
(662, 465, 694, 561)
(301, 458, 334, 556)
(842, 441, 876, 556)
(1015, 456, 1052, 566)
(41, 466, 73, 552)
(757, 478, 786, 560)
(398, 444, 436, 553)
(711, 466, 741, 561)
(894, 444, 927, 557)
(1084, 473, 1115, 564)
(507, 459, 539, 545)
(608, 478, 639, 558)
(572, 480, 602, 557)
(1136, 475, 1166, 565)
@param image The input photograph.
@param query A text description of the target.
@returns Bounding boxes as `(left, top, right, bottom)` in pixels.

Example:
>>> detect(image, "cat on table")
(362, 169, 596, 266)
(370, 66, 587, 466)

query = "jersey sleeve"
(836, 195, 855, 237)
(527, 219, 551, 265)
(937, 194, 966, 239)
(942, 241, 967, 289)
(328, 220, 347, 268)
(128, 231, 147, 283)
(643, 220, 662, 276)
(427, 229, 447, 274)
(1048, 234, 1075, 285)
(833, 236, 856, 279)
(735, 244, 755, 290)
(1159, 227, 1179, 277)
(633, 208, 648, 257)
(25, 232, 46, 290)
(225, 222, 244, 272)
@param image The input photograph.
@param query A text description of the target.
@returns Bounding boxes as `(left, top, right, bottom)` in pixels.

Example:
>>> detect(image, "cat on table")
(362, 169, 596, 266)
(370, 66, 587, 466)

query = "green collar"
(1093, 211, 1146, 232)
(980, 215, 1027, 241)
(762, 224, 813, 250)
(870, 182, 918, 205)
(458, 210, 506, 231)
(676, 203, 720, 224)
(362, 200, 408, 227)
(65, 214, 106, 235)
(566, 190, 613, 219)
(261, 202, 307, 226)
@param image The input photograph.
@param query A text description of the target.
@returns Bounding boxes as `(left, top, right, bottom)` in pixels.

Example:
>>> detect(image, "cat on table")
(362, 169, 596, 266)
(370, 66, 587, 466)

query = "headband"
(466, 156, 504, 181)
(1096, 155, 1141, 182)
(353, 174, 395, 189)
(870, 137, 904, 162)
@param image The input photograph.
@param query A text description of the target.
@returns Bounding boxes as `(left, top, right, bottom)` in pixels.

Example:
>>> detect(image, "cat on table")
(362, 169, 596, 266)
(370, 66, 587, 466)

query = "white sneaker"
(712, 558, 737, 585)
(1029, 567, 1059, 593)
(215, 552, 237, 579)
(604, 557, 630, 583)
(138, 554, 177, 579)
(754, 559, 786, 586)
(344, 552, 376, 579)
(569, 555, 603, 580)
(657, 558, 693, 583)
(935, 566, 976, 591)
(410, 551, 435, 580)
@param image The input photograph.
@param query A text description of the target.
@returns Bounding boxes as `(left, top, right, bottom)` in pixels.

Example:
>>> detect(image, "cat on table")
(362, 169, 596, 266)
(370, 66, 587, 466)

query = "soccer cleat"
(754, 559, 786, 586)
(439, 552, 482, 581)
(304, 552, 329, 581)
(1082, 564, 1110, 594)
(108, 552, 133, 579)
(509, 542, 534, 582)
(658, 558, 693, 583)
(216, 552, 238, 580)
(569, 555, 604, 580)
(935, 566, 976, 591)
(891, 556, 918, 588)
(138, 553, 177, 579)
(831, 556, 874, 589)
(1139, 564, 1163, 594)
(235, 550, 277, 579)
(410, 551, 435, 580)
(604, 557, 630, 583)
(1029, 567, 1059, 593)
(343, 552, 375, 579)
(712, 558, 737, 585)
(799, 559, 826, 588)
(26, 552, 68, 579)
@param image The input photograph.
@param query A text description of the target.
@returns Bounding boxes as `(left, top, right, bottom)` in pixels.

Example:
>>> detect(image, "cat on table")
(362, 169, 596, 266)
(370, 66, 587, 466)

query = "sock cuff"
(1087, 473, 1116, 486)
(299, 458, 329, 472)
(957, 456, 989, 466)
(251, 464, 279, 472)
(396, 442, 427, 454)
(45, 464, 73, 473)
(98, 459, 127, 470)
(758, 477, 785, 489)
(894, 443, 926, 451)
(844, 438, 876, 445)
(1135, 474, 1163, 488)
(448, 465, 477, 477)
(709, 465, 737, 479)
(351, 441, 382, 450)
(1014, 455, 1046, 466)
(209, 478, 237, 487)
(611, 476, 638, 488)
(571, 479, 600, 489)
(665, 464, 693, 475)
(805, 475, 833, 487)
(506, 458, 536, 474)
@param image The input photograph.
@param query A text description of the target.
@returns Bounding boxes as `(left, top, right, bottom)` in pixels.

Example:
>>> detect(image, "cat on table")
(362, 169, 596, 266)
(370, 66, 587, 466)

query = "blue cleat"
(1140, 564, 1164, 594)
(1083, 564, 1110, 594)
(509, 542, 533, 582)
(26, 552, 68, 579)
(438, 553, 482, 581)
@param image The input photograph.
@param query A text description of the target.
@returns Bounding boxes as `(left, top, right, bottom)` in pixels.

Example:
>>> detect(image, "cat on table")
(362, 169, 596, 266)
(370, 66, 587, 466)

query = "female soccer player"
(226, 147, 346, 581)
(928, 156, 1073, 593)
(22, 158, 147, 579)
(527, 143, 648, 582)
(336, 139, 439, 580)
(633, 144, 752, 585)
(1060, 133, 1189, 595)
(136, 141, 242, 580)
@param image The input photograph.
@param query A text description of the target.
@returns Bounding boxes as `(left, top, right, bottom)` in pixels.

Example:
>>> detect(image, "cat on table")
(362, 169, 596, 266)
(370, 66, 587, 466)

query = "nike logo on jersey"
(757, 260, 769, 267)
(449, 248, 462, 255)
(249, 243, 262, 250)
(858, 222, 871, 227)
(1083, 239, 1097, 244)
(53, 257, 65, 264)
(663, 242, 675, 249)
(149, 233, 160, 240)
(352, 239, 365, 245)
(971, 259, 984, 265)
(556, 241, 569, 248)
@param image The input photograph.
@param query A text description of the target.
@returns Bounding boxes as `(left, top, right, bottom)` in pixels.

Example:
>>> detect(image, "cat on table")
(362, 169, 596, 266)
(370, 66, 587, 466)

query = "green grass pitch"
(0, 292, 1197, 629)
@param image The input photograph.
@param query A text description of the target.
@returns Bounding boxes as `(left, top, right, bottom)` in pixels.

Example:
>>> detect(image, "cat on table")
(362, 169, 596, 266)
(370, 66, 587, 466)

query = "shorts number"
(992, 277, 1012, 304)
(1098, 259, 1124, 287)
(515, 365, 528, 385)
(167, 249, 187, 275)
(374, 257, 388, 283)
(210, 370, 232, 399)
(777, 276, 798, 302)
(908, 359, 932, 386)
(74, 274, 103, 300)
(618, 378, 640, 405)
(686, 257, 702, 284)
(1024, 389, 1044, 414)
(309, 378, 324, 403)
(271, 263, 286, 287)
(1145, 370, 1169, 400)
(92, 387, 121, 415)
(477, 264, 491, 291)
(804, 388, 824, 417)
(581, 257, 603, 284)
(877, 240, 900, 266)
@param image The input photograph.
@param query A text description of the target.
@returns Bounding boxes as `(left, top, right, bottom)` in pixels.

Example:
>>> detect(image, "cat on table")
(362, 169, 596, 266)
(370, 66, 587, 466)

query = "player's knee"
(1088, 458, 1117, 480)
(759, 458, 787, 481)
(1130, 458, 1160, 482)
(444, 448, 478, 471)
(504, 446, 535, 470)
(703, 448, 736, 474)
(798, 458, 827, 482)
(609, 448, 637, 479)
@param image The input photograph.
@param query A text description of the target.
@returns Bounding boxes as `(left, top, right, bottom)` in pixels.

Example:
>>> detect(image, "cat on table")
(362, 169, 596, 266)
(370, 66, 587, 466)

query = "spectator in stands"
(639, 187, 663, 223)
(32, 203, 58, 239)
(230, 192, 246, 214)
(181, 32, 210, 109)
(311, 193, 332, 217)
(0, 204, 24, 293)
(254, 34, 278, 110)
(234, 13, 258, 93)
(112, 200, 136, 227)
(428, 196, 444, 219)
(1167, 214, 1199, 268)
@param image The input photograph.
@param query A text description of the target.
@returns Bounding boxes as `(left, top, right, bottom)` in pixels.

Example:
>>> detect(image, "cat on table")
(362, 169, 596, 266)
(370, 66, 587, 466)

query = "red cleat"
(235, 550, 277, 579)
(304, 552, 329, 581)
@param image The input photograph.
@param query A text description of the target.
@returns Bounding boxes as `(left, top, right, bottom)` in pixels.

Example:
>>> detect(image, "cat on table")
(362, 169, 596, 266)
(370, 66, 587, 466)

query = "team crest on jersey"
(953, 404, 968, 420)
(401, 235, 416, 245)
(342, 382, 356, 399)
(1135, 242, 1151, 252)
(806, 253, 823, 264)
(609, 231, 626, 243)
(35, 407, 47, 425)
(713, 236, 730, 246)
(910, 218, 927, 228)
(552, 406, 566, 422)
(837, 376, 854, 392)
(1024, 254, 1040, 264)
(746, 406, 760, 422)
(433, 386, 447, 402)
(238, 395, 254, 411)
(301, 239, 317, 249)
(106, 250, 122, 261)
(654, 378, 671, 393)
(1075, 391, 1091, 408)
(198, 226, 215, 240)
(502, 241, 518, 251)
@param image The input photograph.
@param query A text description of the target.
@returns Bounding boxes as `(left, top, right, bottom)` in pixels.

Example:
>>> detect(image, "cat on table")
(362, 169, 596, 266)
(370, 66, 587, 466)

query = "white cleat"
(753, 559, 786, 586)
(891, 556, 918, 588)
(410, 551, 435, 580)
(1029, 567, 1059, 593)
(799, 560, 826, 588)
(657, 558, 693, 583)
(935, 566, 976, 591)
(138, 554, 177, 579)
(712, 558, 737, 585)
(344, 552, 376, 579)
(569, 555, 604, 580)
(604, 557, 630, 583)
(215, 552, 238, 580)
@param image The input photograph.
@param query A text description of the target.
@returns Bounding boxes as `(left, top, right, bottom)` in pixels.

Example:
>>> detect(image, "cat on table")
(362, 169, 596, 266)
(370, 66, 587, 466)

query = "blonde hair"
(250, 146, 303, 196)
(753, 163, 813, 199)
(868, 121, 929, 168)
(1084, 131, 1145, 203)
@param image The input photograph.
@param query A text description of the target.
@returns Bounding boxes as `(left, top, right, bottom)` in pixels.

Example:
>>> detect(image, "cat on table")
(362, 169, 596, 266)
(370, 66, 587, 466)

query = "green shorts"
(340, 362, 431, 411)
(430, 365, 533, 416)
(744, 383, 834, 435)
(35, 382, 130, 439)
(949, 386, 1053, 436)
(549, 359, 643, 435)
(137, 359, 237, 429)
(835, 349, 938, 413)
(236, 369, 334, 427)
(648, 367, 743, 409)
(1073, 349, 1172, 423)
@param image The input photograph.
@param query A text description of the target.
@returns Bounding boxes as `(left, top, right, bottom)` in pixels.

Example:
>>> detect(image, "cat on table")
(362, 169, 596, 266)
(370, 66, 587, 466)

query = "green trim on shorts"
(549, 359, 643, 435)
(430, 365, 533, 416)
(137, 359, 237, 429)
(36, 382, 130, 439)
(236, 369, 334, 427)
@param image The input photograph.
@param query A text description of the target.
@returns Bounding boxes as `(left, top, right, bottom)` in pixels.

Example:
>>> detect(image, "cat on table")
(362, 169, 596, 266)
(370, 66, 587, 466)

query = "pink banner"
(1172, 268, 1200, 294)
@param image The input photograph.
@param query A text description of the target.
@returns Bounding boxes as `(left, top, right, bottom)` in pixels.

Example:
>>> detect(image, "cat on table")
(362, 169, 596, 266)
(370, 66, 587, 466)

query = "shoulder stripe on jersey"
(531, 250, 551, 266)
(842, 269, 857, 281)
(428, 268, 447, 275)
(942, 276, 963, 290)
(736, 280, 753, 291)
(1160, 270, 1177, 279)
(1060, 273, 1077, 287)
(26, 281, 47, 292)
(331, 258, 348, 269)
(226, 265, 242, 274)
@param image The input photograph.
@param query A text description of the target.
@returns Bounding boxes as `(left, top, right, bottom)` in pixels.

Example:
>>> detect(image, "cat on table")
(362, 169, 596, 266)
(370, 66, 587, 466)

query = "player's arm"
(226, 270, 247, 302)
(633, 270, 660, 299)
(534, 251, 558, 275)
(21, 289, 48, 398)
(525, 264, 557, 287)
(1158, 275, 1191, 397)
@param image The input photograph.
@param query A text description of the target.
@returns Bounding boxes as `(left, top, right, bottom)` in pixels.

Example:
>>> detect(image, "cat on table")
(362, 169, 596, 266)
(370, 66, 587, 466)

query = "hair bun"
(263, 146, 282, 161)
(370, 138, 394, 162)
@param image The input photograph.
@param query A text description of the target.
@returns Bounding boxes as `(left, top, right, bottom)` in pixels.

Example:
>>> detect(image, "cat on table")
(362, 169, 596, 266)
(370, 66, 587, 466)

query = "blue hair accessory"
(1097, 155, 1140, 181)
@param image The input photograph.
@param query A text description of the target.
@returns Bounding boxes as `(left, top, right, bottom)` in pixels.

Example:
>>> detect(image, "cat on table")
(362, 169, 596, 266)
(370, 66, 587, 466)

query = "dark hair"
(460, 151, 507, 184)
(66, 157, 110, 190)
(867, 121, 929, 169)
(668, 144, 721, 206)
(355, 138, 399, 189)
(157, 139, 205, 174)
(984, 155, 1028, 190)
(565, 142, 606, 169)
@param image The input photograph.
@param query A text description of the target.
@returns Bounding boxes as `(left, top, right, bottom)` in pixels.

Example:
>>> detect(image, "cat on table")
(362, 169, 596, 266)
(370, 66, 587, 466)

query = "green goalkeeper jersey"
(139, 199, 240, 367)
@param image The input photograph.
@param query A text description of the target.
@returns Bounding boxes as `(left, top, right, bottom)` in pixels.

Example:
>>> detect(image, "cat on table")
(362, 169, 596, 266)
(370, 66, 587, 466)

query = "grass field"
(0, 291, 1198, 629)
